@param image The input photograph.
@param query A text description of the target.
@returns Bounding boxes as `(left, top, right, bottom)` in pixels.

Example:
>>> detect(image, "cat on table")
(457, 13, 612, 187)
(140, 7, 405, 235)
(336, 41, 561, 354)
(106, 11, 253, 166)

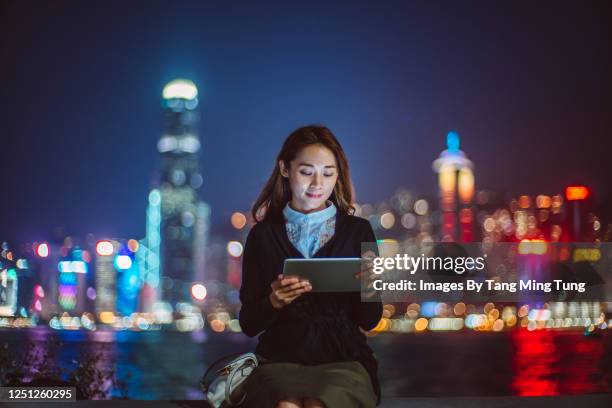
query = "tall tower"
(432, 131, 475, 242)
(149, 79, 210, 308)
(94, 239, 119, 316)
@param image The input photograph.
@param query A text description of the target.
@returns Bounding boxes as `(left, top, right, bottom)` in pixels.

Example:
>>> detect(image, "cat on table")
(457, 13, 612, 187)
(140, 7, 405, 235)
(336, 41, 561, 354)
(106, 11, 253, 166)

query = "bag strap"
(201, 352, 246, 390)
(225, 357, 256, 406)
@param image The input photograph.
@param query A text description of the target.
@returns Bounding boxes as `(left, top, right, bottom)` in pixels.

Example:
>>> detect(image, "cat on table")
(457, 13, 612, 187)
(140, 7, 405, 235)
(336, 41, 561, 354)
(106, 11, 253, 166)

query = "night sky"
(1, 1, 611, 244)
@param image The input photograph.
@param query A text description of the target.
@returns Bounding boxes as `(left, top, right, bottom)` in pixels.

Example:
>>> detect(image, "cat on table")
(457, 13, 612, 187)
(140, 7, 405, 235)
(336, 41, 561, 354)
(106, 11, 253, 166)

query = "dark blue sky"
(1, 0, 611, 243)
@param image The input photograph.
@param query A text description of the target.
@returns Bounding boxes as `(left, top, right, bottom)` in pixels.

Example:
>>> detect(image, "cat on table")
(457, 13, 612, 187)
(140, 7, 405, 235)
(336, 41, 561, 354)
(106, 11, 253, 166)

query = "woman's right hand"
(269, 274, 312, 309)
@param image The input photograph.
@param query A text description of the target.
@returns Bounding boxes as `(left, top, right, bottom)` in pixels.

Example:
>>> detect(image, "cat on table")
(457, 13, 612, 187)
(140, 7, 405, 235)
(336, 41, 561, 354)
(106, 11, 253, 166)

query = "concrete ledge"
(376, 394, 612, 408)
(4, 394, 612, 408)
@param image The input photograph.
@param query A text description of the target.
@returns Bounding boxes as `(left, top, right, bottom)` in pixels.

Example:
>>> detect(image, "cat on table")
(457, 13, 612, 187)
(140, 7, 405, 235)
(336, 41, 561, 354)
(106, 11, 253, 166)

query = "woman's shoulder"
(339, 212, 374, 233)
(246, 219, 278, 238)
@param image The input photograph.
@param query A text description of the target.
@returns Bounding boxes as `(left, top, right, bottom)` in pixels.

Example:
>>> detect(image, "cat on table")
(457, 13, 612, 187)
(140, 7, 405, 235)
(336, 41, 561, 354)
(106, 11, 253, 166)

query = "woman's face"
(279, 144, 338, 213)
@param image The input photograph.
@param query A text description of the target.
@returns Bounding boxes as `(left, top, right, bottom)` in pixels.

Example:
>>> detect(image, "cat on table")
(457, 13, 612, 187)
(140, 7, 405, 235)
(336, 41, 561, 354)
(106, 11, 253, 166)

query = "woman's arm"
(238, 226, 281, 337)
(350, 219, 383, 331)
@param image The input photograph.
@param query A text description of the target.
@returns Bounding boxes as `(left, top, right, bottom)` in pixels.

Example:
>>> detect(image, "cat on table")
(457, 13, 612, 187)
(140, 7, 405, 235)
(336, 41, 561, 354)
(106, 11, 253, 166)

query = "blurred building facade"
(145, 79, 210, 309)
(94, 239, 119, 315)
(433, 131, 476, 242)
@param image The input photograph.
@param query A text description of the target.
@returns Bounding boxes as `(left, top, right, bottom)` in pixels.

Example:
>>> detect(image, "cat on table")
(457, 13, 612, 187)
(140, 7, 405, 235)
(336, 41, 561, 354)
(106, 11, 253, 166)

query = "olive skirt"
(241, 360, 377, 408)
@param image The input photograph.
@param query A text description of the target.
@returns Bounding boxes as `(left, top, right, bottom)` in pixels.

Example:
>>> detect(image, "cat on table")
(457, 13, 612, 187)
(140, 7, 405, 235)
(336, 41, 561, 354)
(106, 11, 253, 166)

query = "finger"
(360, 263, 373, 273)
(361, 250, 376, 260)
(281, 283, 312, 298)
(283, 288, 310, 302)
(273, 278, 307, 292)
(360, 264, 376, 276)
(280, 290, 303, 304)
(280, 276, 301, 286)
(271, 280, 285, 290)
(362, 261, 374, 270)
(281, 284, 312, 298)
(278, 281, 310, 293)
(272, 289, 284, 300)
(358, 268, 378, 278)
(287, 280, 310, 289)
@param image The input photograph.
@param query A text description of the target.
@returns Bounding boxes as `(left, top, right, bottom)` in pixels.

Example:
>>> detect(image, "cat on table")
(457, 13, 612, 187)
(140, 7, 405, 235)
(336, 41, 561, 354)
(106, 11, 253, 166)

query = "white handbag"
(201, 352, 258, 407)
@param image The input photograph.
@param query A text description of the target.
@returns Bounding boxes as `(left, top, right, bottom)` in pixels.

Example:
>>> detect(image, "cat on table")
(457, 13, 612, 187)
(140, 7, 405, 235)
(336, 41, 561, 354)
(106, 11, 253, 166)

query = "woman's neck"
(288, 200, 329, 214)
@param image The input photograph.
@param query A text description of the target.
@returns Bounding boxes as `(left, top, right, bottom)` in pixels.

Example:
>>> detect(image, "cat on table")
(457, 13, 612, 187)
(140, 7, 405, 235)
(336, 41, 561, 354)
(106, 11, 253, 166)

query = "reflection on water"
(2, 328, 257, 399)
(1, 328, 610, 399)
(512, 329, 606, 395)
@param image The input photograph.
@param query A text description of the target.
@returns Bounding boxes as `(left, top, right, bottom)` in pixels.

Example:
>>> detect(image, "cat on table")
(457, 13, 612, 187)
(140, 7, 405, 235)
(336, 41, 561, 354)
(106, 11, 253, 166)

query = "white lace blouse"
(282, 201, 337, 258)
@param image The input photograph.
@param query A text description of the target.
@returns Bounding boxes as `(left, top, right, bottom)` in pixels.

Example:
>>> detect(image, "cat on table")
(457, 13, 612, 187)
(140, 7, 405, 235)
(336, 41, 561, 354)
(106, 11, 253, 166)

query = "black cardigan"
(239, 211, 383, 405)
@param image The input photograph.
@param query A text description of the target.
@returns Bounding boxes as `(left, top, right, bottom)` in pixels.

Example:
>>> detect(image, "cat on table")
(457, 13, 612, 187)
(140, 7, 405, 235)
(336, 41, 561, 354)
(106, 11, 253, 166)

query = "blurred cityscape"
(1, 78, 610, 334)
(1, 79, 611, 398)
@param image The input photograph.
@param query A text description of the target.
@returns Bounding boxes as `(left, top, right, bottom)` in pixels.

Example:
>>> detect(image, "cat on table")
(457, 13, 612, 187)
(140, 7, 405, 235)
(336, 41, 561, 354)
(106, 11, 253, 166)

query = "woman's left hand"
(354, 250, 378, 299)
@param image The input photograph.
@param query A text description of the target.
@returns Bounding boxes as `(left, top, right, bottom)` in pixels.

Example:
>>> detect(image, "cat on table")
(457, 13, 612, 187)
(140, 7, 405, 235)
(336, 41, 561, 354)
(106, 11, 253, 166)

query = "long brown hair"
(252, 125, 355, 223)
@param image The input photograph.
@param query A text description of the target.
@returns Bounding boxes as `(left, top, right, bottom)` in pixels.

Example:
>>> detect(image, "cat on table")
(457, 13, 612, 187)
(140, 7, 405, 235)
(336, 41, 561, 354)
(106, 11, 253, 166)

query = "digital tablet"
(282, 258, 362, 292)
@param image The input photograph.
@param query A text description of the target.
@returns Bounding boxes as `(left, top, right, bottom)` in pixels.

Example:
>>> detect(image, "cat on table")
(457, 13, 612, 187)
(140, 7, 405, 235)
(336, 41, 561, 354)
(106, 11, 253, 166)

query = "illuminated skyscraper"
(34, 242, 60, 320)
(144, 79, 210, 309)
(57, 246, 88, 314)
(1, 244, 22, 317)
(115, 240, 140, 316)
(432, 131, 475, 242)
(94, 239, 119, 315)
(0, 266, 18, 317)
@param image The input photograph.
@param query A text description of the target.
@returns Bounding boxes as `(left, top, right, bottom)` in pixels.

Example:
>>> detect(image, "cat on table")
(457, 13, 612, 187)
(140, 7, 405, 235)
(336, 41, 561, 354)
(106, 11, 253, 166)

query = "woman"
(239, 125, 382, 408)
